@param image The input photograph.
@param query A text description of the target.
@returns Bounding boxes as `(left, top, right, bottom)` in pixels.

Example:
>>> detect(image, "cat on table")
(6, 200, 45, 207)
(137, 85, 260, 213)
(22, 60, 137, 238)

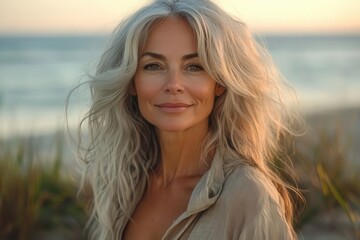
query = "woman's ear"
(215, 84, 225, 97)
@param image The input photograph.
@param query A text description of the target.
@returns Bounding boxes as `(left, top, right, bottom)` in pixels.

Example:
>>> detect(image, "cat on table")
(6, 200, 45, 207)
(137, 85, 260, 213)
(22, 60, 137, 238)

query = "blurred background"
(0, 0, 359, 239)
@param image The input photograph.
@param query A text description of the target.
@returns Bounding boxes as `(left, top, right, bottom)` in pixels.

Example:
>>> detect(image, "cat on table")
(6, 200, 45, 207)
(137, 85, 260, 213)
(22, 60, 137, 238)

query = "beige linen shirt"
(122, 150, 293, 240)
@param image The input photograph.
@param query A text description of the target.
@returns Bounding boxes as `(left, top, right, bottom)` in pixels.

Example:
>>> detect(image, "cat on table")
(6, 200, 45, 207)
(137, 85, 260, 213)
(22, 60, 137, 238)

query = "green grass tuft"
(0, 135, 87, 240)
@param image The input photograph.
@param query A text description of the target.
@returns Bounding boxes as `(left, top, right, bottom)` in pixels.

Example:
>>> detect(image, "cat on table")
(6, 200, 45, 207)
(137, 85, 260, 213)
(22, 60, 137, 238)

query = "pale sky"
(0, 0, 359, 34)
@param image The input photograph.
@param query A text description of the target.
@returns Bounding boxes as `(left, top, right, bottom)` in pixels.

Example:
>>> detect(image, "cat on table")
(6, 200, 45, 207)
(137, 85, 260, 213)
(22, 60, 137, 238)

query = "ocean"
(0, 34, 360, 137)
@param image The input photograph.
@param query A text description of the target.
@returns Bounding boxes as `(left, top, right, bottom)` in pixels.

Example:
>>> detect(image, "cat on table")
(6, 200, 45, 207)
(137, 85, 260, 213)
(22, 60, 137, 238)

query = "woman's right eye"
(143, 63, 162, 71)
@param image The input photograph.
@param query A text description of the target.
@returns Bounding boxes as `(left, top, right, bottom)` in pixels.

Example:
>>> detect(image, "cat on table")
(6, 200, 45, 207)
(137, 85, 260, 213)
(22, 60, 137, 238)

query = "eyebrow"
(141, 52, 199, 60)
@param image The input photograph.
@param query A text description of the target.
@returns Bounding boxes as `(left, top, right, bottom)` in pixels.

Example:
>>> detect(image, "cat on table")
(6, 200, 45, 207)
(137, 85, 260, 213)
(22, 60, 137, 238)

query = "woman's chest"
(122, 182, 195, 240)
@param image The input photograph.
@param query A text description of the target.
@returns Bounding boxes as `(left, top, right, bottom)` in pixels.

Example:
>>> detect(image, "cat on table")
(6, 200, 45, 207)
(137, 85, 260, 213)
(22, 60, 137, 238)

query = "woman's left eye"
(186, 64, 204, 72)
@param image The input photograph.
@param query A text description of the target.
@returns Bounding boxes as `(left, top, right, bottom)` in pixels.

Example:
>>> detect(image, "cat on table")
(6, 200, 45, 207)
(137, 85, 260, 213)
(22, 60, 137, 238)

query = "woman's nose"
(164, 70, 184, 94)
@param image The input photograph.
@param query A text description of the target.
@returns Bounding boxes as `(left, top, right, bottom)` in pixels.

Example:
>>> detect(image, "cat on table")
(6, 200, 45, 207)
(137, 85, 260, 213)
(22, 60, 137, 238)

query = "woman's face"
(133, 17, 224, 132)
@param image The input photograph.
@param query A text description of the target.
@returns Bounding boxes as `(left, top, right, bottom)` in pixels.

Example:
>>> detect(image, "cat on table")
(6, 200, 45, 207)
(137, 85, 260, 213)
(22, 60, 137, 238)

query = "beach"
(1, 34, 360, 239)
(305, 106, 360, 167)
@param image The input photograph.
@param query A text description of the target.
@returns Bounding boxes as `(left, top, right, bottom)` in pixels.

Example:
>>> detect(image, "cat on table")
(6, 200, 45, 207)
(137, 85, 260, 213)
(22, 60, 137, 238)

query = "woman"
(69, 0, 301, 239)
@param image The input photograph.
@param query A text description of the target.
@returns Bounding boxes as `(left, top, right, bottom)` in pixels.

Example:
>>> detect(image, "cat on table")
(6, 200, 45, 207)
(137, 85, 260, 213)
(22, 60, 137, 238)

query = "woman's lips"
(155, 103, 192, 113)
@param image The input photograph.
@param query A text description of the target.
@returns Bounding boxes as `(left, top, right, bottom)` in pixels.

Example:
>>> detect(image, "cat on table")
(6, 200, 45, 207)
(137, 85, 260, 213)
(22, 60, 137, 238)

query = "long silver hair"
(68, 0, 301, 239)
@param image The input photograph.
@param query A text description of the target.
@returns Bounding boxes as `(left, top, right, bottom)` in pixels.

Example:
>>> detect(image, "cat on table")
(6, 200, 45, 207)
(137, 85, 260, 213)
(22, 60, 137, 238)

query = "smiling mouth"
(155, 103, 192, 113)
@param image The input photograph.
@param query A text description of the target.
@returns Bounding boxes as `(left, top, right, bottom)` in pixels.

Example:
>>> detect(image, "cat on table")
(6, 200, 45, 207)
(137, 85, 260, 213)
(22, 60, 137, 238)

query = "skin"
(123, 16, 224, 240)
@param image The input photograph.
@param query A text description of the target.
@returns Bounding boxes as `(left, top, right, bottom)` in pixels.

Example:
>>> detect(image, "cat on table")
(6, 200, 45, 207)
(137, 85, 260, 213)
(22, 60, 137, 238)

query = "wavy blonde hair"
(67, 0, 302, 239)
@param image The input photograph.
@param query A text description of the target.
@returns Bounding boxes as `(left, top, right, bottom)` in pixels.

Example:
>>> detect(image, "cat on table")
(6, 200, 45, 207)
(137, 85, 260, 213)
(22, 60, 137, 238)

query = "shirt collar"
(161, 150, 226, 240)
(187, 149, 225, 214)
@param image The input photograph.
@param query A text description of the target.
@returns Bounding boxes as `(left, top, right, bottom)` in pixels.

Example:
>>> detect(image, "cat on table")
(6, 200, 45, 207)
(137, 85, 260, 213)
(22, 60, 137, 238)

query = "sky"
(0, 0, 359, 35)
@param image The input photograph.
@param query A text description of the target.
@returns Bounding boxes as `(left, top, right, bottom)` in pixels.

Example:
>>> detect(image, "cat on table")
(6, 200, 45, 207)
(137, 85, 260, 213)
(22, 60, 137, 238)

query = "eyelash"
(143, 63, 162, 71)
(142, 63, 204, 72)
(186, 64, 204, 72)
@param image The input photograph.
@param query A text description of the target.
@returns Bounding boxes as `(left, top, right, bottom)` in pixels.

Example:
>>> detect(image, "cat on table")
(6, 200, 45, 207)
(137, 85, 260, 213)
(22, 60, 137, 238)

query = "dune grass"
(289, 126, 360, 237)
(0, 125, 359, 239)
(0, 134, 87, 240)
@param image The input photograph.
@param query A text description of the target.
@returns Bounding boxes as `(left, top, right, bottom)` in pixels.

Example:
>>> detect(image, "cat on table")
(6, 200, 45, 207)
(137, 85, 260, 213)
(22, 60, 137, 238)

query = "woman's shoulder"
(221, 163, 282, 209)
(187, 159, 292, 239)
(217, 163, 292, 238)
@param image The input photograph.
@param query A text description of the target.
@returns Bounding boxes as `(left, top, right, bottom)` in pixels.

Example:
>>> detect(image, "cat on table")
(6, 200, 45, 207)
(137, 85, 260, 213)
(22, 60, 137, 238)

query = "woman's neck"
(155, 122, 211, 185)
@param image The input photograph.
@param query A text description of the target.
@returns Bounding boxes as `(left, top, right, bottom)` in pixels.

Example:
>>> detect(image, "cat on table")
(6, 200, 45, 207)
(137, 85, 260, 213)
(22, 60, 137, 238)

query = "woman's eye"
(144, 63, 162, 71)
(186, 64, 204, 72)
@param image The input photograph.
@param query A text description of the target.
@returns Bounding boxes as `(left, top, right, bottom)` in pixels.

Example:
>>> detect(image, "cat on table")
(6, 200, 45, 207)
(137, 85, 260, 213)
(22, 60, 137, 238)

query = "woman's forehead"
(141, 17, 197, 55)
